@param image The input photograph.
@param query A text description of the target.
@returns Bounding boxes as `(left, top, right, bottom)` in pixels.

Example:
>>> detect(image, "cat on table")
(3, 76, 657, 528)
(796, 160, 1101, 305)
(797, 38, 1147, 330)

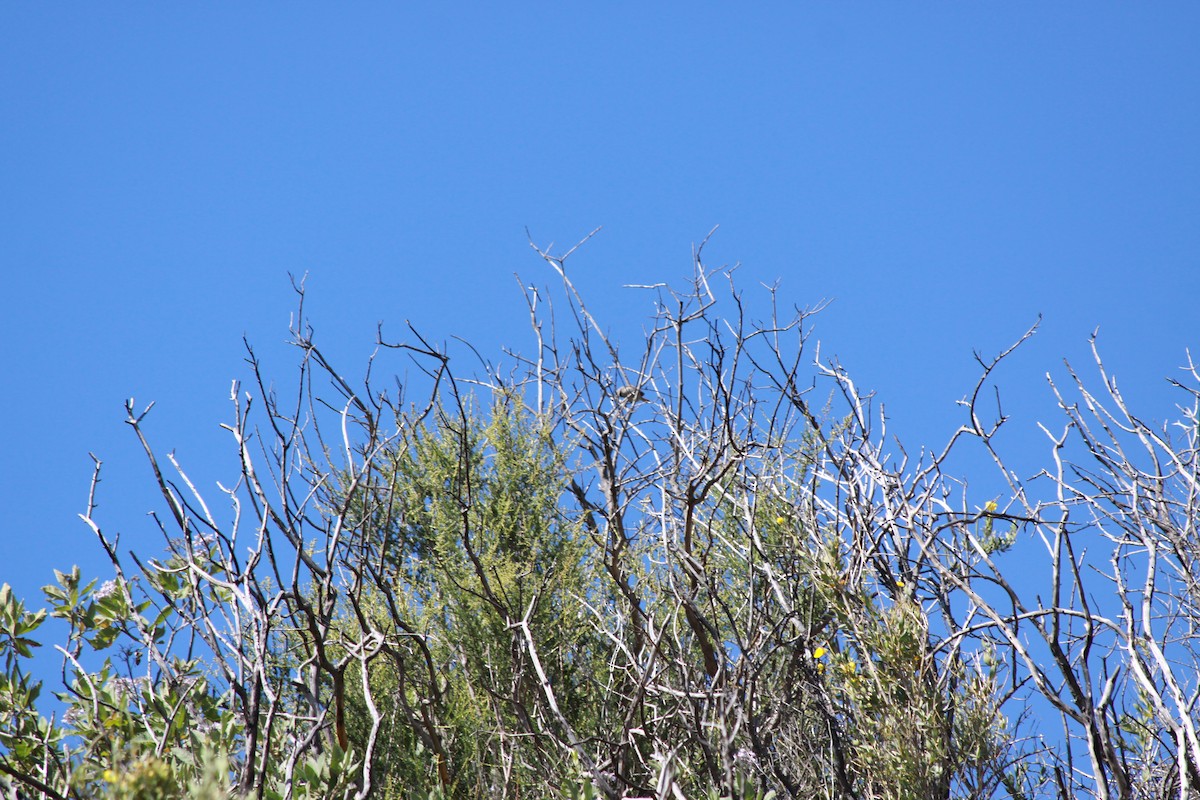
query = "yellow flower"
(984, 500, 998, 513)
(775, 516, 786, 526)
(813, 647, 827, 659)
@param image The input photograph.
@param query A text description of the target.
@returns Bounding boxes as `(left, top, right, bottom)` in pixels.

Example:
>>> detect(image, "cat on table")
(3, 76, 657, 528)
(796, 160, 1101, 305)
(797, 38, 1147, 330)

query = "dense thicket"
(2, 238, 1198, 799)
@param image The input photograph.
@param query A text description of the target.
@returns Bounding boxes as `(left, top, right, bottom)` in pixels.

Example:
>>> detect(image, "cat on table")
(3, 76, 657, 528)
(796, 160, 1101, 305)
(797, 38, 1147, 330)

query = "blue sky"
(2, 6, 1198, 617)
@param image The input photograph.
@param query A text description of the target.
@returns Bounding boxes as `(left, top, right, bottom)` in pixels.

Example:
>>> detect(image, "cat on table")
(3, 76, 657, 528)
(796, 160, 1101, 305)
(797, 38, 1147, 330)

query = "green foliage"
(0, 566, 244, 799)
(5, 266, 1196, 800)
(3, 399, 1025, 798)
(338, 397, 603, 796)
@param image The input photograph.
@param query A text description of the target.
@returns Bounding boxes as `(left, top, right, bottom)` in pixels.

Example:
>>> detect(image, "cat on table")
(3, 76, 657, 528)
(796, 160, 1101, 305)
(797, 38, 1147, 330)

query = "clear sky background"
(2, 7, 1198, 620)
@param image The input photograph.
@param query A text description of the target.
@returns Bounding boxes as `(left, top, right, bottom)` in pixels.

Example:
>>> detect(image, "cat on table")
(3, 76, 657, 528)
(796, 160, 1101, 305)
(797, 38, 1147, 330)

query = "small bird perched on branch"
(615, 385, 647, 403)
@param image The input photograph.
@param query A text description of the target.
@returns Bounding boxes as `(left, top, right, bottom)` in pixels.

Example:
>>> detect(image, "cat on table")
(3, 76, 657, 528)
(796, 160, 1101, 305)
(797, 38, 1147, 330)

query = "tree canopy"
(2, 239, 1198, 800)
